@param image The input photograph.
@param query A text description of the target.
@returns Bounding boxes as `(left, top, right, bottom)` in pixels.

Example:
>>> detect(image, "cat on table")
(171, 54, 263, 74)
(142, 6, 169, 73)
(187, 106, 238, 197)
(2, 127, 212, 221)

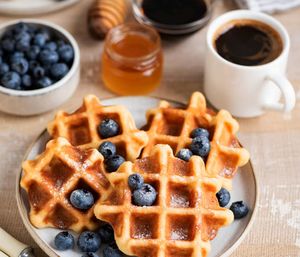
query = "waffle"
(21, 137, 111, 233)
(94, 144, 233, 257)
(48, 95, 148, 161)
(142, 92, 250, 189)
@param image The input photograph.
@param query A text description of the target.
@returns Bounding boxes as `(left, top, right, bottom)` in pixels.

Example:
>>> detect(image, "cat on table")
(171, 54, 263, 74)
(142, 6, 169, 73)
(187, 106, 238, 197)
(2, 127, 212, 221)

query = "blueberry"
(58, 44, 74, 63)
(10, 51, 24, 63)
(82, 253, 98, 257)
(26, 45, 40, 60)
(44, 41, 57, 51)
(15, 38, 30, 52)
(70, 189, 94, 210)
(77, 231, 101, 252)
(176, 148, 193, 161)
(133, 183, 157, 206)
(230, 201, 249, 219)
(190, 136, 210, 158)
(1, 38, 15, 52)
(98, 119, 120, 138)
(98, 224, 114, 243)
(15, 31, 31, 42)
(191, 128, 210, 139)
(103, 245, 123, 257)
(11, 57, 29, 75)
(37, 28, 51, 41)
(0, 62, 9, 76)
(104, 155, 125, 173)
(216, 188, 231, 207)
(36, 76, 52, 88)
(56, 39, 66, 48)
(128, 174, 144, 191)
(32, 66, 45, 78)
(13, 22, 30, 34)
(98, 141, 117, 159)
(39, 49, 59, 65)
(22, 74, 32, 89)
(50, 63, 69, 79)
(34, 33, 47, 47)
(29, 60, 39, 71)
(1, 72, 21, 89)
(54, 231, 74, 250)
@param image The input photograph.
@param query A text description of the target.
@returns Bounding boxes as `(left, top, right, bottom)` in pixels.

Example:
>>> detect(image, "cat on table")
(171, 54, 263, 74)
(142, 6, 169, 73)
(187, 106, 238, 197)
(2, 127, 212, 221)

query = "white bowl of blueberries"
(0, 20, 80, 116)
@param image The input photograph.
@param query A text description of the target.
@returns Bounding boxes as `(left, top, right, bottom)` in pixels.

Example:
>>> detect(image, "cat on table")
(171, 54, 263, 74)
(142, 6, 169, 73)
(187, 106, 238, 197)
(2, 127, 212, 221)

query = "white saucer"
(16, 96, 258, 257)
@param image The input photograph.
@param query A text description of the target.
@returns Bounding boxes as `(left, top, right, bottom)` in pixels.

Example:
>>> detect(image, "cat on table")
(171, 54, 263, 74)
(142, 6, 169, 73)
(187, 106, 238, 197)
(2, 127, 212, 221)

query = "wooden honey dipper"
(88, 0, 129, 39)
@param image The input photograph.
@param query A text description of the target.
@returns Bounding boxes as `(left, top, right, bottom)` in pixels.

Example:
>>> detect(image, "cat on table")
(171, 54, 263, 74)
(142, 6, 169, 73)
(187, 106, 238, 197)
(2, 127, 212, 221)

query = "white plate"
(0, 0, 79, 16)
(16, 96, 258, 257)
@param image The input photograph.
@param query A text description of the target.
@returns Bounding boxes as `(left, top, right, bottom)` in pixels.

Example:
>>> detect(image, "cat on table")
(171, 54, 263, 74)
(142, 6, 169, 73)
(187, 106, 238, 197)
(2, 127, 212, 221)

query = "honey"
(102, 23, 163, 95)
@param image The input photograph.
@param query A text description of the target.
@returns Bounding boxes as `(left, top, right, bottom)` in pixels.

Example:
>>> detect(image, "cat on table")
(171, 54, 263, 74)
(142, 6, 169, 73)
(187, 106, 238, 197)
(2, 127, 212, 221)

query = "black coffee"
(214, 20, 283, 66)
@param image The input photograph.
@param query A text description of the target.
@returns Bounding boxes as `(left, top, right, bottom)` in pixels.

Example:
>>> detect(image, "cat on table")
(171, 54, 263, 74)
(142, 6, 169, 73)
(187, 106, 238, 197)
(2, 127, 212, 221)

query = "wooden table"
(0, 1, 299, 256)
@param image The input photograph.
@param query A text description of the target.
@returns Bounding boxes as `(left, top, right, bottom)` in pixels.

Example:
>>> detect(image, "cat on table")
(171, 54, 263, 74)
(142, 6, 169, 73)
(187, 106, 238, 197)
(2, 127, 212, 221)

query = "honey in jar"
(102, 23, 163, 95)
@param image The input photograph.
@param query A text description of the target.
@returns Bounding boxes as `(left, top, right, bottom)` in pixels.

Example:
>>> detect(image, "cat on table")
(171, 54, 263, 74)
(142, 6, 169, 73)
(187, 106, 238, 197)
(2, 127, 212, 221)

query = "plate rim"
(16, 95, 259, 257)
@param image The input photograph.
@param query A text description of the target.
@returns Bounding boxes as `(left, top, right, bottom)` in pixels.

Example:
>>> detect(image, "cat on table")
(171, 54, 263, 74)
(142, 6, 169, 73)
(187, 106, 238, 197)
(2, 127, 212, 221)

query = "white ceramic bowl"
(0, 19, 80, 116)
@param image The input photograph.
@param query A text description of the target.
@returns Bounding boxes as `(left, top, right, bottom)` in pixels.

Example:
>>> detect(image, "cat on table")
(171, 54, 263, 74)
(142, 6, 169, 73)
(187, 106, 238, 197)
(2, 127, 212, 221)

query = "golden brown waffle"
(142, 92, 250, 189)
(47, 95, 148, 161)
(94, 144, 233, 257)
(21, 137, 111, 233)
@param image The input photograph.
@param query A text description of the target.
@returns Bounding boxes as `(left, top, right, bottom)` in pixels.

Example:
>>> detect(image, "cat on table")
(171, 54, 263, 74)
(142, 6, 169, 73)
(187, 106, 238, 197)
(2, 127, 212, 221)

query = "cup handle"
(262, 73, 296, 112)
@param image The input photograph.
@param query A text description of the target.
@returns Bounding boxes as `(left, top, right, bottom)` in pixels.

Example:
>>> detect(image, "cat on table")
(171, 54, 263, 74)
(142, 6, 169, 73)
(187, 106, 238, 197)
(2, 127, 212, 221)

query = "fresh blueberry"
(1, 72, 21, 89)
(98, 141, 117, 159)
(128, 174, 144, 191)
(39, 49, 59, 65)
(44, 41, 57, 51)
(33, 33, 47, 47)
(103, 245, 123, 257)
(10, 51, 24, 63)
(82, 253, 98, 257)
(104, 155, 125, 173)
(13, 22, 30, 34)
(36, 76, 52, 88)
(37, 28, 51, 41)
(11, 57, 29, 74)
(58, 44, 74, 63)
(190, 136, 210, 158)
(1, 38, 15, 52)
(70, 189, 94, 210)
(15, 31, 31, 42)
(98, 119, 120, 138)
(15, 38, 30, 52)
(50, 63, 69, 79)
(0, 62, 9, 76)
(77, 231, 101, 252)
(133, 183, 157, 206)
(98, 224, 114, 243)
(29, 60, 39, 71)
(54, 231, 74, 250)
(191, 128, 210, 139)
(26, 45, 40, 60)
(230, 201, 249, 219)
(56, 39, 66, 48)
(176, 148, 193, 161)
(216, 188, 231, 207)
(32, 66, 45, 78)
(22, 74, 32, 89)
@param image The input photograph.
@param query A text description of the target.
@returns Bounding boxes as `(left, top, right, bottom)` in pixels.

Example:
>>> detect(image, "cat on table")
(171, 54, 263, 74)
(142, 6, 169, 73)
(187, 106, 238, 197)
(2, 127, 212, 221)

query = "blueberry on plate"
(1, 72, 21, 90)
(216, 188, 231, 207)
(13, 22, 29, 34)
(15, 31, 31, 43)
(44, 41, 57, 51)
(98, 119, 120, 138)
(190, 128, 210, 139)
(54, 231, 74, 250)
(32, 66, 45, 79)
(50, 63, 69, 79)
(58, 44, 74, 63)
(98, 141, 117, 159)
(26, 45, 40, 60)
(37, 76, 52, 88)
(176, 148, 193, 161)
(15, 38, 30, 52)
(133, 183, 157, 206)
(10, 51, 24, 63)
(0, 62, 9, 76)
(230, 201, 249, 219)
(77, 231, 101, 252)
(82, 253, 98, 257)
(1, 38, 15, 52)
(103, 245, 123, 257)
(33, 33, 47, 47)
(39, 49, 59, 65)
(98, 223, 114, 243)
(70, 189, 94, 210)
(104, 155, 125, 173)
(128, 173, 144, 191)
(190, 136, 210, 158)
(22, 74, 32, 89)
(11, 57, 29, 75)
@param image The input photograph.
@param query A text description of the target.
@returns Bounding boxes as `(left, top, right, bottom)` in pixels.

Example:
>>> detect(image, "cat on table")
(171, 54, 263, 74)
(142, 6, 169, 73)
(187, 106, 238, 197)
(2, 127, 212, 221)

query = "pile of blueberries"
(0, 22, 74, 91)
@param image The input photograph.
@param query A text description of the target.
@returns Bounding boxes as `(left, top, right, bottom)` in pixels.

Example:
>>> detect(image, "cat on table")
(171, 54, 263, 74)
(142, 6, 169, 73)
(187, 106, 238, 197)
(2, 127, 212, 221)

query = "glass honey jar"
(101, 23, 163, 95)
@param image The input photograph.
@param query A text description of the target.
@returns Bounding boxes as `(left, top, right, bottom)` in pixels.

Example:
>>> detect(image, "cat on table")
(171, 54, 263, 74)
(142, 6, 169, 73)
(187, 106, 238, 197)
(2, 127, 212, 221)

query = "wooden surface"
(0, 1, 299, 256)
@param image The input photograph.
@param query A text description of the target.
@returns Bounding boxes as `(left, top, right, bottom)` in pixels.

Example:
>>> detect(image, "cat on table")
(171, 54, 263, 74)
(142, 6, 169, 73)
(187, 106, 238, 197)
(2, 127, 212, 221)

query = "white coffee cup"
(204, 10, 296, 118)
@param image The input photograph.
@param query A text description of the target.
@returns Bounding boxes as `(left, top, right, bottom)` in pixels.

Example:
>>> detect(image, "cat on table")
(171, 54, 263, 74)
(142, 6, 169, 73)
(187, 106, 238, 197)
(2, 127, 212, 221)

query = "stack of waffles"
(21, 92, 250, 257)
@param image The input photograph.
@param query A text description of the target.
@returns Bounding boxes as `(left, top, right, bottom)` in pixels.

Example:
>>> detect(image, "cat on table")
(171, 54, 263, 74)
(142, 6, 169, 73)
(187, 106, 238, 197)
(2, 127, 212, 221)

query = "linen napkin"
(235, 0, 300, 13)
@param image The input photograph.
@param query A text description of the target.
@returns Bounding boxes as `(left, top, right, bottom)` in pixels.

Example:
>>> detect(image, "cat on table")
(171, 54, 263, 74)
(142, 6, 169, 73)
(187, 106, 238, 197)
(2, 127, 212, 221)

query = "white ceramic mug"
(204, 10, 296, 118)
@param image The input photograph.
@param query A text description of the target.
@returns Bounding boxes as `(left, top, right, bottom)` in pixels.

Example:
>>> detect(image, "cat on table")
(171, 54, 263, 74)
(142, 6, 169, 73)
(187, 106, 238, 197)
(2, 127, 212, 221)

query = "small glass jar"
(101, 23, 163, 95)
